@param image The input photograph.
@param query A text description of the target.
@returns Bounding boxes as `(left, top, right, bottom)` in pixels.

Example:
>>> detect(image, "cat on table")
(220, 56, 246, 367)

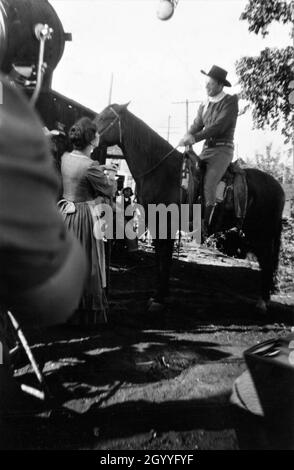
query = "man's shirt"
(189, 93, 239, 144)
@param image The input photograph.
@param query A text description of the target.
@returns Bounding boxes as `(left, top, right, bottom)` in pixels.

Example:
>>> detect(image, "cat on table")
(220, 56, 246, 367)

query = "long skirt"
(60, 200, 107, 325)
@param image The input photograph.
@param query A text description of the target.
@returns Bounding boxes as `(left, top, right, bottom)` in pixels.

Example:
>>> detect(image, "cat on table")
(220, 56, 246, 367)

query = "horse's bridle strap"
(98, 107, 122, 144)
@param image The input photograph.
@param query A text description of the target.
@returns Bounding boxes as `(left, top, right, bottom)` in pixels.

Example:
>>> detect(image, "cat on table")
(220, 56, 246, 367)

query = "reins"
(135, 145, 181, 179)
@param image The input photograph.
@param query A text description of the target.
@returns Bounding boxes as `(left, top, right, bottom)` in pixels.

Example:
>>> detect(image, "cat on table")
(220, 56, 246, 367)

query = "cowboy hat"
(201, 65, 232, 87)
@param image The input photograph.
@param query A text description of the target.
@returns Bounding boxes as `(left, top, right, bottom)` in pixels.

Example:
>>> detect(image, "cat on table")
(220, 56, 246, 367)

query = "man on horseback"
(179, 65, 239, 236)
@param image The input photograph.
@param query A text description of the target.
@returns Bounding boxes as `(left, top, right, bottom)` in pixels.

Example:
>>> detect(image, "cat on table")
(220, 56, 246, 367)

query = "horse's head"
(95, 102, 130, 146)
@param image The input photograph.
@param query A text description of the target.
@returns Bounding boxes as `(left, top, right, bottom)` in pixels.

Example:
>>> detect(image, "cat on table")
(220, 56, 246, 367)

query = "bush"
(277, 217, 294, 292)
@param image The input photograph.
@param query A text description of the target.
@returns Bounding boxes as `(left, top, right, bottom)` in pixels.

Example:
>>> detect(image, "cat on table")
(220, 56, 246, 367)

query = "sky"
(50, 0, 293, 162)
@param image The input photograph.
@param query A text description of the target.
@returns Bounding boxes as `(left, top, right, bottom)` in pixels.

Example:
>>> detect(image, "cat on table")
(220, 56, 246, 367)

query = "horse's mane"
(122, 109, 181, 169)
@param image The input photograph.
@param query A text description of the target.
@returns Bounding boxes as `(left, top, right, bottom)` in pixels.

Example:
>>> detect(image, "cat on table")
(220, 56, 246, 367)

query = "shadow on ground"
(1, 247, 293, 449)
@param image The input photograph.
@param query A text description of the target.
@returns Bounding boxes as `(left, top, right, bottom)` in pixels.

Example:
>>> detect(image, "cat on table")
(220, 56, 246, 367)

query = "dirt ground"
(1, 242, 294, 450)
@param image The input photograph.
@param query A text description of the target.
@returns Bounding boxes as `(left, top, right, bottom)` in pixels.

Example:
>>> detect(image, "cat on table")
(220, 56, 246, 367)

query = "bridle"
(98, 106, 181, 180)
(98, 106, 122, 144)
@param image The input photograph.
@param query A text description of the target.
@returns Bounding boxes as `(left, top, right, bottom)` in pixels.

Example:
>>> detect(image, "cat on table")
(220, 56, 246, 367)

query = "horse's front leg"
(254, 239, 276, 313)
(149, 239, 174, 312)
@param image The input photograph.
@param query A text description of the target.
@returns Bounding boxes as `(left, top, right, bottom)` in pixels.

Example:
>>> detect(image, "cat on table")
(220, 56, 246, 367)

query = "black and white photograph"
(0, 0, 294, 454)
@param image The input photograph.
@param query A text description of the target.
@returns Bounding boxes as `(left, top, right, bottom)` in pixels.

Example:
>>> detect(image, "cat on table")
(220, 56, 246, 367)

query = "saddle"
(181, 149, 248, 229)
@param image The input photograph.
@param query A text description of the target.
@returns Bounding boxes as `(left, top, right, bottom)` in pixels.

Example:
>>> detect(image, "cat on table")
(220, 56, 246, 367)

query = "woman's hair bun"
(69, 117, 97, 150)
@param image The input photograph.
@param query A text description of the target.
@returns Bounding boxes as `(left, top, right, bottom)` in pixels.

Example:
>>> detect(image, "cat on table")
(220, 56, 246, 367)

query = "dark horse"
(95, 103, 285, 313)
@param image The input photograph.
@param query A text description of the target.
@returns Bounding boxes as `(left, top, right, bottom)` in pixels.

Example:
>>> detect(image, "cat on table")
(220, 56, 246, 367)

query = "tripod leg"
(6, 311, 51, 400)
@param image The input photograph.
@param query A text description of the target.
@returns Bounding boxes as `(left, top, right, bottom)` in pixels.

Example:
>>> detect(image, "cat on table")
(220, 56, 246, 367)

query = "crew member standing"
(0, 74, 87, 408)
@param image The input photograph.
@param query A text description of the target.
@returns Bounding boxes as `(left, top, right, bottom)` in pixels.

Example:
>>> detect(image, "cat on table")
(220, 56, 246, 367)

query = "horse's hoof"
(255, 299, 268, 314)
(148, 300, 166, 313)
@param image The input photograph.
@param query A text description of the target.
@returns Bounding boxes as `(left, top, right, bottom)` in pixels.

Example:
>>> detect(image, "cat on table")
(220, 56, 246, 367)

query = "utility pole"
(108, 72, 114, 105)
(235, 143, 239, 160)
(172, 99, 202, 132)
(167, 114, 171, 141)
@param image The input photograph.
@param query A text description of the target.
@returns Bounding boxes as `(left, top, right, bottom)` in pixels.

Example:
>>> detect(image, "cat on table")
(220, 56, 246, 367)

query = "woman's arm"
(87, 161, 117, 198)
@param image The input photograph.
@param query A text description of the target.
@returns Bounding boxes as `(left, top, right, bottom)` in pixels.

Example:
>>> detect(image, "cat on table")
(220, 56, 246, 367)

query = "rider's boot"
(202, 204, 216, 243)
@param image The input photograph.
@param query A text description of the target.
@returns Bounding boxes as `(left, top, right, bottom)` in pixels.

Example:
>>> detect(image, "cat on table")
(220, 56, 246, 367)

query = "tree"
(248, 143, 294, 182)
(236, 0, 294, 142)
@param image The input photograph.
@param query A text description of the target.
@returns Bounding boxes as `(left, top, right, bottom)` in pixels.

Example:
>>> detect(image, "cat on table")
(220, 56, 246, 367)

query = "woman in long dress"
(59, 117, 116, 325)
